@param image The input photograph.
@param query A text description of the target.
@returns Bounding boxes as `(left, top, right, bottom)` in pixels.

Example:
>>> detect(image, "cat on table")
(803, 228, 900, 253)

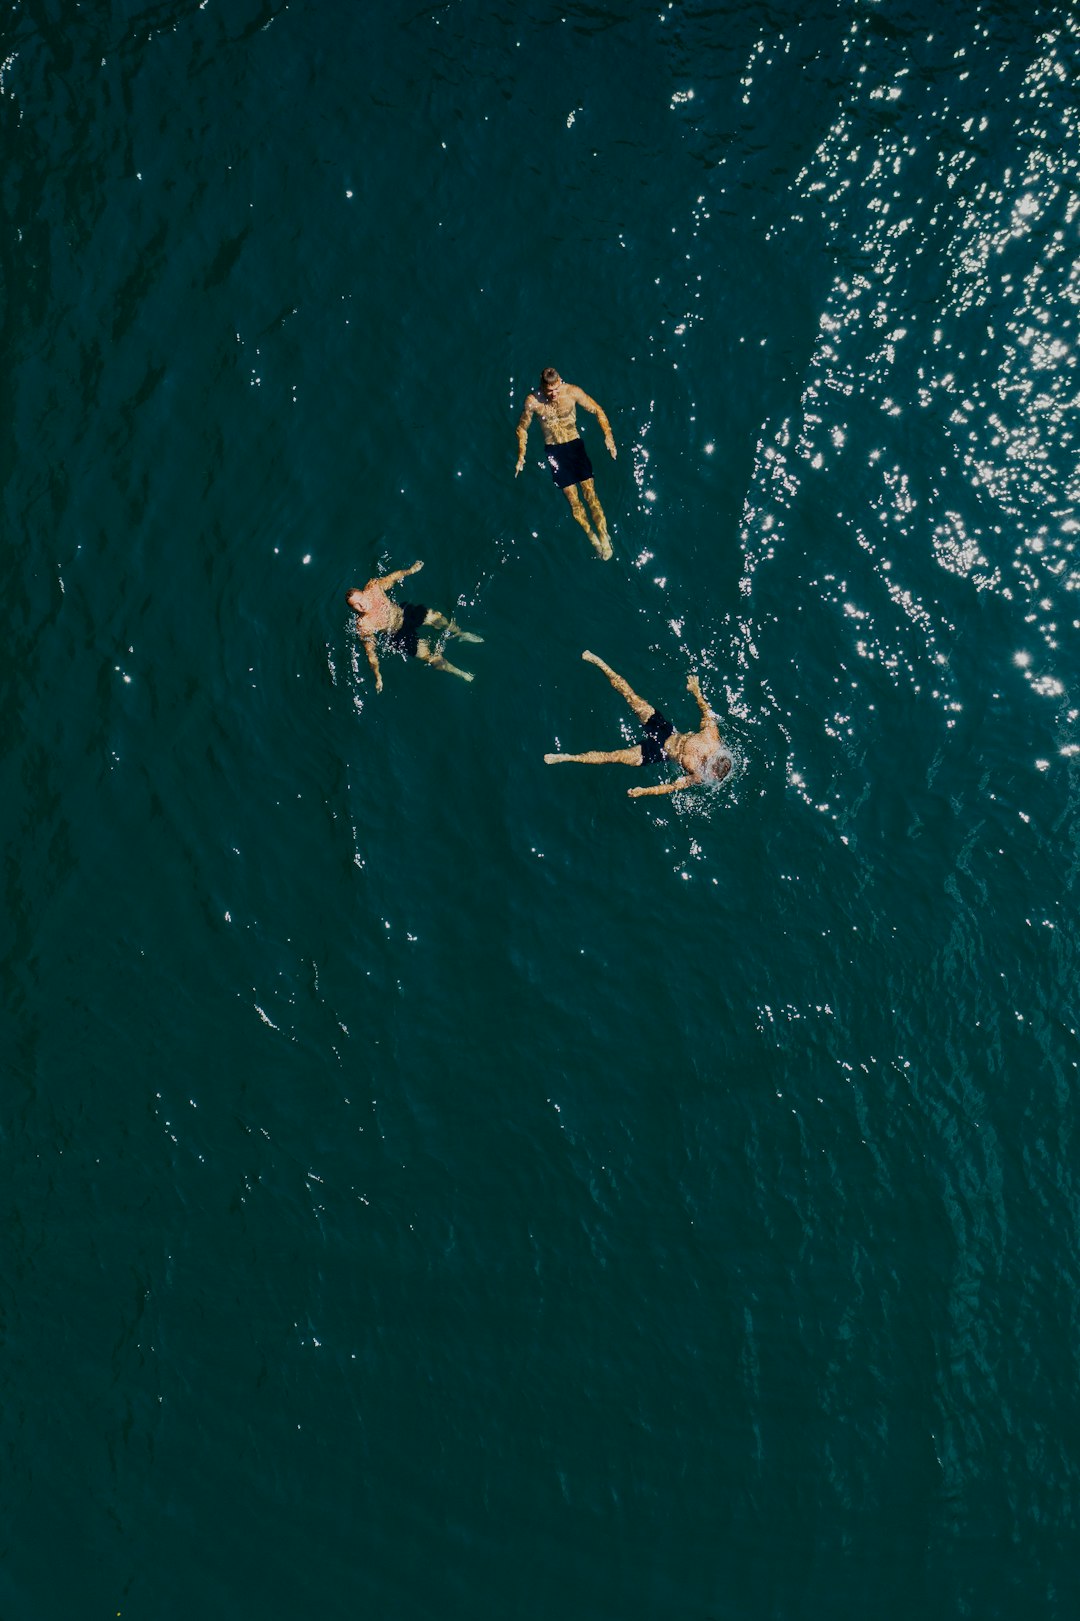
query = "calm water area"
(3, 1, 1080, 1616)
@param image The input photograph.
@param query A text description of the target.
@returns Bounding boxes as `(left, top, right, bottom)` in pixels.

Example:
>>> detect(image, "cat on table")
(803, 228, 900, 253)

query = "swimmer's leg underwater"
(581, 649, 655, 723)
(422, 608, 483, 644)
(544, 746, 644, 767)
(579, 479, 611, 557)
(559, 484, 611, 559)
(415, 638, 474, 681)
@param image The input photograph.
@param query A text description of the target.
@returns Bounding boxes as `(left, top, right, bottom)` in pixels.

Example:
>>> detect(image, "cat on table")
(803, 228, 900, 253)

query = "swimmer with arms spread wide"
(515, 368, 617, 559)
(347, 560, 481, 692)
(545, 650, 731, 797)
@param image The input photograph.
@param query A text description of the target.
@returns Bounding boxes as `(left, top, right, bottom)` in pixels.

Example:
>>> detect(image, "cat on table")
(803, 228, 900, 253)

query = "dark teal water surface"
(4, 1, 1080, 1616)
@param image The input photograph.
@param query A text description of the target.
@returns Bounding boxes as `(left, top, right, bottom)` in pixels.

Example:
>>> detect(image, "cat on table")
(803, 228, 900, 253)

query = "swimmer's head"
(540, 366, 561, 395)
(346, 589, 364, 612)
(703, 749, 732, 784)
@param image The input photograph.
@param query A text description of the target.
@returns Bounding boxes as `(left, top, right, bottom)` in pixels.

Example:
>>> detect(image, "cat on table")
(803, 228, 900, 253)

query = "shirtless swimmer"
(545, 651, 732, 797)
(515, 368, 617, 559)
(346, 560, 481, 692)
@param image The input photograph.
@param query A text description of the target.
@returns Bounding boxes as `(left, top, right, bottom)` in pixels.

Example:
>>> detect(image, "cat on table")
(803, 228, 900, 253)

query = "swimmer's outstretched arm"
(514, 397, 536, 475)
(687, 674, 721, 736)
(374, 560, 424, 590)
(361, 632, 383, 693)
(571, 386, 616, 458)
(687, 673, 712, 718)
(627, 775, 694, 799)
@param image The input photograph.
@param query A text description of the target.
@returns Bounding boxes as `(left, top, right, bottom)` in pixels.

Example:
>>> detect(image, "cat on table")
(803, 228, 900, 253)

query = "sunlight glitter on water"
(724, 7, 1080, 795)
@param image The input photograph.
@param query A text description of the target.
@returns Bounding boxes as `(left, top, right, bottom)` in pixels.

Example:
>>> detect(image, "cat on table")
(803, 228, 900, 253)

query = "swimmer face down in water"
(544, 650, 731, 798)
(346, 559, 482, 692)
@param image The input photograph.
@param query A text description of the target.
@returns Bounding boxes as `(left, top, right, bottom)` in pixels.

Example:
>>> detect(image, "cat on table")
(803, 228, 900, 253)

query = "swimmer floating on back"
(545, 650, 731, 798)
(347, 560, 481, 692)
(515, 368, 617, 559)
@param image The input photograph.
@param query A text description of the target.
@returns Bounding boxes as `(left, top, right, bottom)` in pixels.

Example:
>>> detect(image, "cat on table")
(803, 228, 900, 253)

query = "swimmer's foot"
(588, 530, 612, 560)
(445, 618, 483, 643)
(430, 654, 474, 681)
(581, 649, 602, 667)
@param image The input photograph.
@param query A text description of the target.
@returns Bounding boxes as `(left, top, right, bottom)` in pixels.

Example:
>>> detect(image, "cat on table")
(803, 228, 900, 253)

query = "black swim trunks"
(546, 437, 593, 489)
(640, 709, 675, 766)
(383, 601, 429, 658)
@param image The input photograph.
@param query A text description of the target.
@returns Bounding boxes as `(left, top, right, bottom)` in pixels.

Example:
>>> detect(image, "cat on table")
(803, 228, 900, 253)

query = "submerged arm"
(687, 673, 715, 724)
(572, 387, 616, 458)
(361, 632, 384, 693)
(514, 397, 536, 474)
(627, 774, 694, 799)
(374, 559, 424, 591)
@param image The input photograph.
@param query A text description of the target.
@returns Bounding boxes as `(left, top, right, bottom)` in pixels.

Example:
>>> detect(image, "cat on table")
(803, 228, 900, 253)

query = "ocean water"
(3, 0, 1080, 1616)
